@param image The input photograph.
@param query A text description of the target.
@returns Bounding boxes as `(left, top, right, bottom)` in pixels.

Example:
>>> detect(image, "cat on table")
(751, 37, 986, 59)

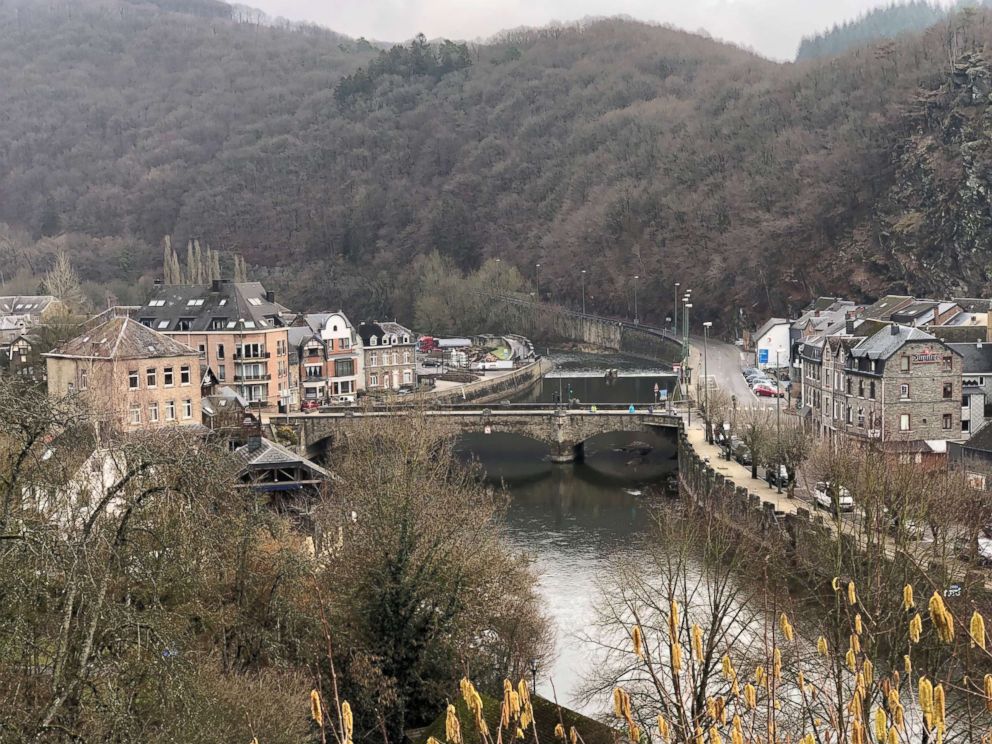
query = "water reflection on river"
(456, 350, 679, 713)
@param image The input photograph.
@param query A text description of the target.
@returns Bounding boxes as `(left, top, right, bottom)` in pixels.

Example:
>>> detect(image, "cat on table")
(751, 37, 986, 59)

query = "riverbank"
(424, 357, 553, 404)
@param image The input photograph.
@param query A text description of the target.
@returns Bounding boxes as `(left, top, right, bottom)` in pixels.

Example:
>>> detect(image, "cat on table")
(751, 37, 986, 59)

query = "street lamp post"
(530, 658, 538, 691)
(535, 263, 541, 301)
(703, 321, 712, 443)
(730, 394, 737, 459)
(775, 346, 784, 494)
(581, 269, 587, 315)
(633, 275, 639, 323)
(673, 282, 680, 335)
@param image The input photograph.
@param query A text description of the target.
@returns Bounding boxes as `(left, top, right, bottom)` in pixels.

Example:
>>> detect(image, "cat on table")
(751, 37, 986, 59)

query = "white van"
(813, 481, 854, 512)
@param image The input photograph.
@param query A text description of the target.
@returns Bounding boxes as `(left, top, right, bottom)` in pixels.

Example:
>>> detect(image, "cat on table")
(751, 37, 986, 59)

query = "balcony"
(234, 350, 271, 360)
(234, 372, 272, 382)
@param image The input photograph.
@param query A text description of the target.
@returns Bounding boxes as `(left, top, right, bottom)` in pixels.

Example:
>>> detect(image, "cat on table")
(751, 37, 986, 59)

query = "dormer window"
(370, 336, 377, 346)
(402, 335, 410, 343)
(391, 335, 398, 344)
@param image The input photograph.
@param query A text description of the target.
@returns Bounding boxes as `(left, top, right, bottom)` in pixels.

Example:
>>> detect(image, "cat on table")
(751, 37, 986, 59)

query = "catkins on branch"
(555, 724, 565, 739)
(816, 636, 828, 657)
(848, 581, 858, 606)
(779, 612, 794, 642)
(971, 611, 986, 650)
(445, 704, 462, 744)
(984, 674, 992, 712)
(692, 624, 704, 660)
(909, 613, 923, 644)
(928, 592, 954, 643)
(903, 584, 915, 610)
(342, 700, 354, 741)
(632, 624, 644, 659)
(669, 599, 680, 636)
(854, 614, 863, 635)
(310, 690, 323, 728)
(658, 715, 670, 741)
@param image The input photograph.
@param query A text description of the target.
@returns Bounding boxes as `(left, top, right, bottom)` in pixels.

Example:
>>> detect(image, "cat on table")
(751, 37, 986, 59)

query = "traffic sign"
(758, 348, 769, 365)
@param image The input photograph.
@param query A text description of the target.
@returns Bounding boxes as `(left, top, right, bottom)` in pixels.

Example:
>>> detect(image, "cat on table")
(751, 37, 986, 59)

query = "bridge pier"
(548, 440, 582, 464)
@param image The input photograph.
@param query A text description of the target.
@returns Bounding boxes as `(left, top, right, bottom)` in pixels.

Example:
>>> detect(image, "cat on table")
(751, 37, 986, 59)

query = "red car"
(300, 399, 319, 412)
(753, 383, 783, 398)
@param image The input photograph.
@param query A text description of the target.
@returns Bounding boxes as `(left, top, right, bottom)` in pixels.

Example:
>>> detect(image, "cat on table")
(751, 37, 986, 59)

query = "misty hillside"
(3, 0, 992, 327)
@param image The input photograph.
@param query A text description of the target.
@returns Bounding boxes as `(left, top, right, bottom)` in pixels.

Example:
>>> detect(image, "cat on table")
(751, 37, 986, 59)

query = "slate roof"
(46, 317, 198, 360)
(0, 295, 59, 316)
(948, 342, 992, 373)
(848, 324, 951, 362)
(202, 385, 250, 417)
(890, 300, 939, 323)
(862, 295, 914, 321)
(378, 321, 413, 340)
(287, 325, 320, 349)
(136, 281, 292, 333)
(754, 317, 788, 340)
(960, 421, 992, 453)
(235, 437, 329, 477)
(953, 297, 992, 313)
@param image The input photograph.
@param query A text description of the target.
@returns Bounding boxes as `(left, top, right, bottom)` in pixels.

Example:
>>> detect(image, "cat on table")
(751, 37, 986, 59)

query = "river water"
(456, 350, 678, 713)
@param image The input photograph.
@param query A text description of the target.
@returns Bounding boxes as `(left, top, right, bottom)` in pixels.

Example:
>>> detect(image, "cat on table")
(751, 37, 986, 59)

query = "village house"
(799, 324, 964, 464)
(291, 311, 363, 403)
(0, 295, 66, 324)
(135, 279, 293, 411)
(45, 316, 203, 435)
(357, 321, 416, 391)
(948, 341, 992, 437)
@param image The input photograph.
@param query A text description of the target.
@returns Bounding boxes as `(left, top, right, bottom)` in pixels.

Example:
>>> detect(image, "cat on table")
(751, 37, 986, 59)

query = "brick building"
(799, 324, 963, 459)
(45, 317, 202, 435)
(135, 280, 293, 411)
(292, 311, 363, 403)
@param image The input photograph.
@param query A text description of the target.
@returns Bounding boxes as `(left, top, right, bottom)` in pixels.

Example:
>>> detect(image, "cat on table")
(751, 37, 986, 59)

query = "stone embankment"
(423, 357, 552, 404)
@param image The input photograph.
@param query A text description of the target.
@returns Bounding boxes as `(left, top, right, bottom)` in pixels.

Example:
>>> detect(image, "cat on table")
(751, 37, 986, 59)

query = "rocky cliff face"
(881, 52, 992, 296)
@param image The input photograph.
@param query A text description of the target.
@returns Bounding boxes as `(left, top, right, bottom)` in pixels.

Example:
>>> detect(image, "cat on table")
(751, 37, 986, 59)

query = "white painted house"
(753, 317, 791, 369)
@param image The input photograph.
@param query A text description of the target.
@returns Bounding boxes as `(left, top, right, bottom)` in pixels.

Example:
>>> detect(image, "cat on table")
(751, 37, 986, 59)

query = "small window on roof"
(149, 299, 166, 307)
(81, 336, 90, 343)
(247, 297, 262, 306)
(226, 321, 237, 328)
(186, 298, 204, 306)
(157, 321, 170, 329)
(218, 299, 227, 306)
(244, 321, 256, 329)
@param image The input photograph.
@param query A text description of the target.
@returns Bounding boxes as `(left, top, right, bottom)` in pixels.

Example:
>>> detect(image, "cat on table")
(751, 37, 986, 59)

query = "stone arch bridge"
(273, 406, 681, 463)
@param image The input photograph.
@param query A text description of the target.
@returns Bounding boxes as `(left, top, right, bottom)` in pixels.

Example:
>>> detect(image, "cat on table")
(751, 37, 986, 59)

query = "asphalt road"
(692, 336, 778, 408)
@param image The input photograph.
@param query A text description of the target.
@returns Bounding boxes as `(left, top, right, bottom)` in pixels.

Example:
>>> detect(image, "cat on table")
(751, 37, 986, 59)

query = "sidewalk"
(682, 407, 801, 515)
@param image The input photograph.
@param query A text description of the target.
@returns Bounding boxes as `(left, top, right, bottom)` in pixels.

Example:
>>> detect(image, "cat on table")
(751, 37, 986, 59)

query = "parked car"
(764, 464, 792, 487)
(754, 383, 783, 398)
(300, 399, 319, 413)
(741, 367, 758, 377)
(813, 481, 854, 512)
(733, 442, 752, 465)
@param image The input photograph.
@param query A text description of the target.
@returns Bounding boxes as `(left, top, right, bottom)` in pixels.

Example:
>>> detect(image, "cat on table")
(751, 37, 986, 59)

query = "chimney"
(845, 312, 855, 335)
(211, 279, 222, 292)
(265, 290, 275, 303)
(978, 340, 984, 349)
(890, 323, 900, 336)
(247, 433, 263, 452)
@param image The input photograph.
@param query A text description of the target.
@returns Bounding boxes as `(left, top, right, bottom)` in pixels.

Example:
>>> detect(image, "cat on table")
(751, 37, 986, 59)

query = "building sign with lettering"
(911, 349, 940, 364)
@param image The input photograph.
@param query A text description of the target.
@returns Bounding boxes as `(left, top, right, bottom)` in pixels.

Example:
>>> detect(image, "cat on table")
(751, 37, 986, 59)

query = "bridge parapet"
(274, 409, 681, 463)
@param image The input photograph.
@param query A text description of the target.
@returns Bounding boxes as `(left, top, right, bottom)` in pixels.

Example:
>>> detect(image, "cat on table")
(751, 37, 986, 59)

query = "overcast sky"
(243, 0, 946, 60)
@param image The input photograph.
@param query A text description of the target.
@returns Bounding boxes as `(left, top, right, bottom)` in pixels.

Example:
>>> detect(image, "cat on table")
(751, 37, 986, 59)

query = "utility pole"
(775, 346, 784, 494)
(633, 275, 639, 324)
(581, 269, 587, 315)
(673, 282, 680, 337)
(703, 321, 712, 443)
(535, 263, 541, 301)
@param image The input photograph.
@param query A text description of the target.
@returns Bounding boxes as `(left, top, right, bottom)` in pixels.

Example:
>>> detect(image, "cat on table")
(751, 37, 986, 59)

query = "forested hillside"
(796, 1, 945, 61)
(4, 0, 992, 328)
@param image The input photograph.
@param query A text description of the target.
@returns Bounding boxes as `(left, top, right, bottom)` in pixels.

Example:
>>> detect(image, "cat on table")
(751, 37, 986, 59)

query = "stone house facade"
(357, 321, 416, 392)
(45, 317, 202, 435)
(800, 324, 963, 457)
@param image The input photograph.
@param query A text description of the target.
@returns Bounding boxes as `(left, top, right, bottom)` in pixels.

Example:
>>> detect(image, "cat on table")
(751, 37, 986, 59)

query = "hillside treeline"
(4, 0, 992, 327)
(796, 1, 945, 61)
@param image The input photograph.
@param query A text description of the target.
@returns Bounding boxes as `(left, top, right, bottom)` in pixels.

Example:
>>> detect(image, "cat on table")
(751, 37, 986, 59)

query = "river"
(456, 350, 678, 713)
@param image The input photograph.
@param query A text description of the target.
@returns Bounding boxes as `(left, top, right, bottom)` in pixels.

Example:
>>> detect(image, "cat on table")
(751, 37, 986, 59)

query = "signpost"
(758, 348, 769, 366)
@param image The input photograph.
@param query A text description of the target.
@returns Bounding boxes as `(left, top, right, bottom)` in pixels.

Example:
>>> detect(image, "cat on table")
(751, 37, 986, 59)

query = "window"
(335, 359, 354, 377)
(869, 381, 876, 400)
(246, 297, 262, 306)
(129, 404, 141, 425)
(148, 299, 166, 307)
(79, 369, 88, 390)
(182, 399, 193, 419)
(369, 352, 377, 367)
(370, 336, 377, 346)
(370, 374, 378, 387)
(217, 344, 225, 359)
(341, 337, 350, 349)
(148, 402, 159, 423)
(857, 407, 865, 427)
(403, 335, 410, 343)
(858, 379, 864, 397)
(157, 320, 170, 330)
(943, 413, 953, 430)
(176, 318, 194, 331)
(846, 377, 852, 395)
(403, 351, 411, 365)
(165, 400, 176, 421)
(218, 364, 225, 381)
(128, 370, 139, 389)
(900, 384, 910, 399)
(900, 356, 910, 372)
(943, 382, 953, 399)
(139, 317, 154, 327)
(163, 367, 174, 386)
(180, 365, 191, 385)
(943, 356, 953, 371)
(186, 298, 204, 306)
(210, 318, 227, 330)
(198, 344, 205, 356)
(900, 414, 911, 431)
(146, 368, 157, 387)
(392, 352, 399, 365)
(846, 406, 852, 425)
(403, 369, 412, 384)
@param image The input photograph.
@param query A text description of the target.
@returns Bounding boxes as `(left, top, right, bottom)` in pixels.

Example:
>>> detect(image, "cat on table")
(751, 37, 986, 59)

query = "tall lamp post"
(673, 282, 680, 335)
(703, 321, 712, 443)
(535, 263, 541, 301)
(633, 275, 639, 323)
(775, 346, 784, 494)
(581, 269, 587, 315)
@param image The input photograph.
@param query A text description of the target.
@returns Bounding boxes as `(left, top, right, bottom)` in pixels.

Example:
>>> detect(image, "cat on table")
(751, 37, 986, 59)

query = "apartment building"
(357, 321, 416, 391)
(799, 324, 963, 459)
(302, 312, 362, 400)
(45, 317, 202, 434)
(135, 280, 292, 410)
